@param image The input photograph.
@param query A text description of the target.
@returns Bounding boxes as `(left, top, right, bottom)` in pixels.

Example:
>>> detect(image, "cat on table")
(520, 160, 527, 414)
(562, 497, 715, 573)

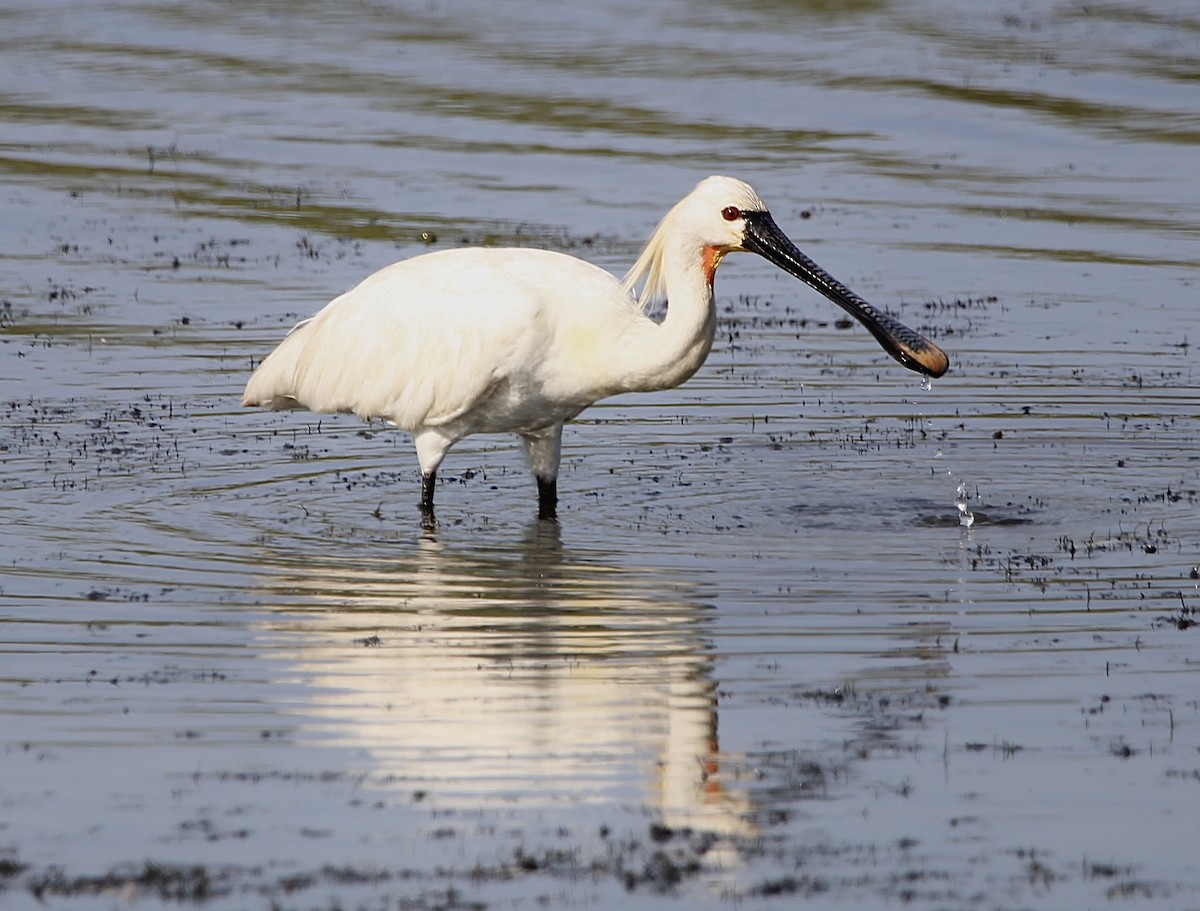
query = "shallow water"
(2, 0, 1199, 908)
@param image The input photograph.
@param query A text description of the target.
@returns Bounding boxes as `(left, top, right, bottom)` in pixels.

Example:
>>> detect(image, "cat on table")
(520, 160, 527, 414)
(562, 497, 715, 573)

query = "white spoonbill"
(243, 176, 948, 520)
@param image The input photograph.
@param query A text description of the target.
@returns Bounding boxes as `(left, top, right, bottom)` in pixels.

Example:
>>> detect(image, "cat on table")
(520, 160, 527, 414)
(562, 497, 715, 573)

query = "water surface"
(2, 1, 1199, 908)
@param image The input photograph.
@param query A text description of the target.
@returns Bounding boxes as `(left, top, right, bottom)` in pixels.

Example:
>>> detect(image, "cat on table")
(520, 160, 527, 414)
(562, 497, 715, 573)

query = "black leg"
(536, 475, 558, 521)
(420, 471, 437, 517)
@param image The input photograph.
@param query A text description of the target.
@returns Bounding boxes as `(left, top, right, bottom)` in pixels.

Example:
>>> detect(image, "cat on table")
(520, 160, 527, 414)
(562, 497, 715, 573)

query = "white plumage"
(243, 176, 947, 520)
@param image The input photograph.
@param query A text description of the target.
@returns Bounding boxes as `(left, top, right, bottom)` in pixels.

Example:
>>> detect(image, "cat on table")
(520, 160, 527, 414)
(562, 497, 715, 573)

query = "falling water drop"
(920, 375, 933, 392)
(955, 480, 975, 528)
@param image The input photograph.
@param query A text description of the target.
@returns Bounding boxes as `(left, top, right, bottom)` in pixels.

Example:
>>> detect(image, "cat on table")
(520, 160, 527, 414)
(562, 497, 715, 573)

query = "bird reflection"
(256, 520, 752, 836)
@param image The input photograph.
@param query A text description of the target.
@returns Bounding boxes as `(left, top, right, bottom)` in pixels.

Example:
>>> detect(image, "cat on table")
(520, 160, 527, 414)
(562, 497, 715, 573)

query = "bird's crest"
(620, 214, 672, 314)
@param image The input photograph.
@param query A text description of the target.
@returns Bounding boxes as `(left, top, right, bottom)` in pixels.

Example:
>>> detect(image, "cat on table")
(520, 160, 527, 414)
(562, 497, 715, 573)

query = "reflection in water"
(256, 521, 752, 835)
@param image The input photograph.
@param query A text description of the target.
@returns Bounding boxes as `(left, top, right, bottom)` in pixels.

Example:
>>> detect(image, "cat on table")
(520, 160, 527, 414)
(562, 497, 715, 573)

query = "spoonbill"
(243, 176, 948, 521)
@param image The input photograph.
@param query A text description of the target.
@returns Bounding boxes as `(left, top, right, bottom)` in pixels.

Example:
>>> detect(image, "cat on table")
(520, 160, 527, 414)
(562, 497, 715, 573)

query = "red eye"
(721, 205, 741, 221)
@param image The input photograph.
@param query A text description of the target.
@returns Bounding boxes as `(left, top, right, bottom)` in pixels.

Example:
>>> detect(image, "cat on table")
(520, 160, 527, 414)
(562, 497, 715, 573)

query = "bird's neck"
(621, 240, 718, 393)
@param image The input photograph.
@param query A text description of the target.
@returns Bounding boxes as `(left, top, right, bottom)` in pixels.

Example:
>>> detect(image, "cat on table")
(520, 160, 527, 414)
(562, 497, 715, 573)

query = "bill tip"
(917, 345, 950, 378)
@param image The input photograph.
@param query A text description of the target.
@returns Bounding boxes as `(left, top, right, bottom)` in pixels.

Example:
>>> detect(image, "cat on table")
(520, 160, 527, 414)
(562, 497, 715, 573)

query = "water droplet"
(934, 449, 943, 459)
(920, 375, 933, 392)
(955, 481, 975, 528)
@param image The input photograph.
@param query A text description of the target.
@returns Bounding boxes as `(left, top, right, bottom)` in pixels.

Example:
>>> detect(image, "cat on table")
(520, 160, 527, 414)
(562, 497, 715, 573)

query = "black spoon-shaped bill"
(742, 211, 949, 378)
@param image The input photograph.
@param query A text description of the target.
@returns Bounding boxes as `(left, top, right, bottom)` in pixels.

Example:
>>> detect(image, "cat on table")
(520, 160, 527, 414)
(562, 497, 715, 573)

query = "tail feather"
(241, 321, 310, 409)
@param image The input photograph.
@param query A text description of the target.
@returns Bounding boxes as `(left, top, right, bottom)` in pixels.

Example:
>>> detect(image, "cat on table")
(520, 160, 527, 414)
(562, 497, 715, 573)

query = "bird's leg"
(536, 476, 558, 521)
(414, 431, 452, 526)
(521, 425, 563, 521)
(420, 471, 437, 518)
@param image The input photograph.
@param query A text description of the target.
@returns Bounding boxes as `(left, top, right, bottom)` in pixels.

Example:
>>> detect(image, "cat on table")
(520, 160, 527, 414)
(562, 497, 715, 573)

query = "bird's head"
(674, 175, 772, 255)
(680, 175, 950, 379)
